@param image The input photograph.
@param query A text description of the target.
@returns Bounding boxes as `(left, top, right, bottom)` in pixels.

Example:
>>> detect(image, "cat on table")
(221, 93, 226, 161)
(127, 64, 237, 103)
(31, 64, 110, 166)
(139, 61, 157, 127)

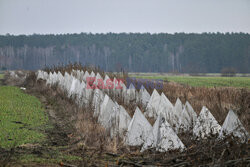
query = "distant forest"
(0, 33, 250, 73)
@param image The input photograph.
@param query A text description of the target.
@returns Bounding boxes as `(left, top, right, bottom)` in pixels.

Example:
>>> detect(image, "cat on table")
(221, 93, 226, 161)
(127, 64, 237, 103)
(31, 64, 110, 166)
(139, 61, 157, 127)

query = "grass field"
(0, 86, 82, 164)
(0, 74, 3, 79)
(0, 86, 48, 149)
(130, 74, 250, 89)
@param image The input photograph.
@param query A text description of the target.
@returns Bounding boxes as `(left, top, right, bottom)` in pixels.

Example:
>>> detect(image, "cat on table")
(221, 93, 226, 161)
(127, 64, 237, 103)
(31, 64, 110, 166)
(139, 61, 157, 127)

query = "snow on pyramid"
(92, 88, 105, 117)
(98, 95, 119, 137)
(142, 114, 185, 152)
(82, 71, 90, 82)
(138, 85, 151, 107)
(126, 107, 152, 146)
(220, 110, 249, 142)
(145, 89, 161, 119)
(193, 106, 221, 139)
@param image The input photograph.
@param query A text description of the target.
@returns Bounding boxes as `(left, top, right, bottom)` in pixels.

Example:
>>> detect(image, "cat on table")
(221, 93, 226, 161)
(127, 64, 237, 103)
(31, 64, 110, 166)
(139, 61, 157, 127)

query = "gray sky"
(0, 0, 250, 35)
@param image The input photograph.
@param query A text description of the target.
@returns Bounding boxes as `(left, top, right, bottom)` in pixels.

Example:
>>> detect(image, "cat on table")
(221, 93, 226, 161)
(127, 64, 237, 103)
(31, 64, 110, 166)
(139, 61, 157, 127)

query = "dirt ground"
(1, 71, 249, 166)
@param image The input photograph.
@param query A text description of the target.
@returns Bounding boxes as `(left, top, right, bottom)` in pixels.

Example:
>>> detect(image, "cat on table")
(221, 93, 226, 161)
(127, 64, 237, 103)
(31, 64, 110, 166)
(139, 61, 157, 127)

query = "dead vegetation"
(1, 65, 250, 166)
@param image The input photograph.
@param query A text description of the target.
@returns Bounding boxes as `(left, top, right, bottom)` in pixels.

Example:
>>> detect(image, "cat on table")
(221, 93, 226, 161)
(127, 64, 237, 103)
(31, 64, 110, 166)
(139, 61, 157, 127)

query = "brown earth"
(1, 70, 249, 166)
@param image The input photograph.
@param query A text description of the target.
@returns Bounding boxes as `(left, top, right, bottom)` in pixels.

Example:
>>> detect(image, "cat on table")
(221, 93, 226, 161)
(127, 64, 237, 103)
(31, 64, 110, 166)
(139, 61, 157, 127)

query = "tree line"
(0, 32, 249, 73)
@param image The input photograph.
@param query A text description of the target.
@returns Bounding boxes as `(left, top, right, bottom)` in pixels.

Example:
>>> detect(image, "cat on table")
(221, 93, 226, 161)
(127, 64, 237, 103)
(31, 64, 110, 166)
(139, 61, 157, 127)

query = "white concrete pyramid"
(126, 107, 152, 146)
(69, 78, 77, 97)
(37, 70, 44, 80)
(92, 88, 105, 117)
(142, 114, 185, 152)
(110, 103, 132, 138)
(98, 95, 119, 137)
(43, 71, 49, 80)
(74, 79, 83, 104)
(220, 110, 249, 142)
(78, 81, 87, 107)
(113, 77, 121, 98)
(116, 105, 131, 137)
(52, 72, 59, 85)
(92, 72, 103, 89)
(171, 98, 184, 132)
(193, 106, 221, 138)
(64, 73, 74, 93)
(174, 98, 183, 116)
(77, 70, 84, 81)
(38, 70, 48, 80)
(95, 73, 103, 86)
(125, 83, 136, 104)
(157, 93, 176, 127)
(96, 73, 102, 80)
(182, 101, 197, 129)
(83, 71, 90, 82)
(138, 85, 151, 107)
(104, 74, 110, 83)
(121, 82, 127, 100)
(82, 82, 93, 106)
(46, 72, 53, 85)
(75, 70, 82, 81)
(176, 101, 197, 132)
(145, 89, 161, 119)
(157, 116, 186, 152)
(103, 74, 110, 92)
(57, 72, 64, 86)
(90, 71, 96, 78)
(112, 77, 118, 93)
(186, 102, 197, 125)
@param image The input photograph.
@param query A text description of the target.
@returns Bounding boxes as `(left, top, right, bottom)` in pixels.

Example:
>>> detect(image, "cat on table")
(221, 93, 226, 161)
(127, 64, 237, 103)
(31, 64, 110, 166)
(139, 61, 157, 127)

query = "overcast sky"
(0, 0, 249, 35)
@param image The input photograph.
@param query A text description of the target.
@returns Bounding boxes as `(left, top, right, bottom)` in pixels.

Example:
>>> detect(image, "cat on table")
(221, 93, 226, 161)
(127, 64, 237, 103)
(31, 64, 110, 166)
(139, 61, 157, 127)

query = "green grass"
(0, 74, 3, 79)
(0, 86, 48, 149)
(130, 75, 250, 89)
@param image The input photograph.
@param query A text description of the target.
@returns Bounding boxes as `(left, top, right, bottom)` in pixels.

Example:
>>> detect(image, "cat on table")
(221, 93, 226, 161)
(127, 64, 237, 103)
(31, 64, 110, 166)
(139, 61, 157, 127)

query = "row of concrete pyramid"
(37, 70, 249, 151)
